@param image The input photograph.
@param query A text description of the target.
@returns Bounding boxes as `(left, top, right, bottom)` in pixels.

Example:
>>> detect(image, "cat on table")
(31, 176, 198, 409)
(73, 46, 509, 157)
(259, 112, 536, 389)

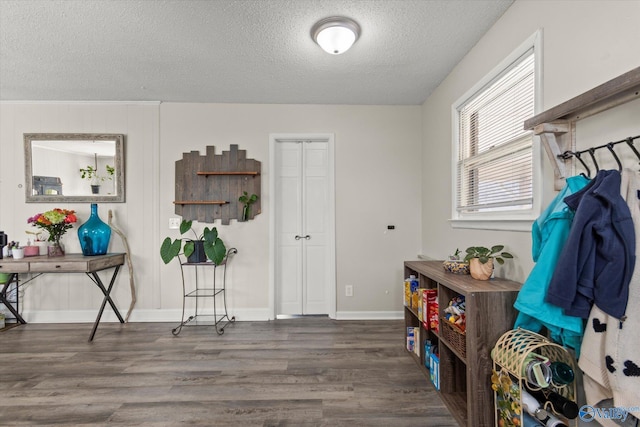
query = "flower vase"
(47, 241, 65, 257)
(77, 204, 111, 256)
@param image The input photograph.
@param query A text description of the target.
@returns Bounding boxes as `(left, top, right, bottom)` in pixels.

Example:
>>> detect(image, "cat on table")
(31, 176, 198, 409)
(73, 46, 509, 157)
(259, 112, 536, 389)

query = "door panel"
(275, 142, 303, 315)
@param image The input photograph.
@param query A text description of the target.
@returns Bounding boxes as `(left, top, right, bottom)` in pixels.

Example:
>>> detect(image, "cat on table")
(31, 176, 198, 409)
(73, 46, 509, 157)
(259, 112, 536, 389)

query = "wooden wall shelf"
(173, 201, 228, 205)
(174, 145, 261, 224)
(525, 66, 640, 190)
(197, 171, 260, 176)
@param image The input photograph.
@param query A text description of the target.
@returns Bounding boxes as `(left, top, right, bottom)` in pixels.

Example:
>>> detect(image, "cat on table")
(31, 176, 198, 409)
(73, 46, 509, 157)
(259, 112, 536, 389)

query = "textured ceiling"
(0, 0, 513, 105)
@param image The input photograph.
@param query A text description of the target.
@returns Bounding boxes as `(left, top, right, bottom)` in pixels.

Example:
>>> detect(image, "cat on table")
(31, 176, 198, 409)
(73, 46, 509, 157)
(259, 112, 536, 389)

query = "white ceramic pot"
(12, 248, 25, 259)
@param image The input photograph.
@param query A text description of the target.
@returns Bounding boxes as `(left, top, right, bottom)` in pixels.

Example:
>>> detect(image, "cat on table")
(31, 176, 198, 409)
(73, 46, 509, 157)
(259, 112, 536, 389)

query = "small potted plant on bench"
(463, 245, 513, 280)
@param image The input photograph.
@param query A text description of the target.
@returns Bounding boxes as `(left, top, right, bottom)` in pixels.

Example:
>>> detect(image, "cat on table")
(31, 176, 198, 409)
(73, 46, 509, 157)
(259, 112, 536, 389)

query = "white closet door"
(274, 139, 332, 316)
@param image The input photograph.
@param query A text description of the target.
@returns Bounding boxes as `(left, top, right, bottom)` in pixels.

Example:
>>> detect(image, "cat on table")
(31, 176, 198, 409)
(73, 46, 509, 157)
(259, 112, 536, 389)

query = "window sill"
(449, 218, 534, 232)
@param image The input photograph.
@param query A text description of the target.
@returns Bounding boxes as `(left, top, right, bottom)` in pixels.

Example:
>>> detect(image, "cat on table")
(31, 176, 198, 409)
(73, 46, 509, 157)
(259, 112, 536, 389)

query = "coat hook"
(625, 137, 640, 167)
(573, 151, 591, 178)
(588, 147, 600, 173)
(606, 142, 623, 171)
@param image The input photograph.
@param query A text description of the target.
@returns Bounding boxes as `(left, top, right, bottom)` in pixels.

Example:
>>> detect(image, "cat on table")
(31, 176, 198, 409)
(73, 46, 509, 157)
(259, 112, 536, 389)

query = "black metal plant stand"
(172, 248, 237, 336)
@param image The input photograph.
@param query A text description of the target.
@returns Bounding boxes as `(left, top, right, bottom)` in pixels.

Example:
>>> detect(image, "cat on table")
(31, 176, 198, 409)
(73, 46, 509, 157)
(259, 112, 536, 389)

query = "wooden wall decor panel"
(174, 145, 261, 224)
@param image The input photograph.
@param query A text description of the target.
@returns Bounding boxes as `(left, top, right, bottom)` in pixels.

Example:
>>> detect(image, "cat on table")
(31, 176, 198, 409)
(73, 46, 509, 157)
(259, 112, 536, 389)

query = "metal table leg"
(86, 266, 125, 341)
(0, 273, 26, 324)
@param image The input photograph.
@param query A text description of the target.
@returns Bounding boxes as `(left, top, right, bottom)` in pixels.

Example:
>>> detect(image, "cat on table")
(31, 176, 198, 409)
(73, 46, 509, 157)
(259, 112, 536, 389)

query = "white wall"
(160, 103, 423, 319)
(0, 102, 421, 322)
(0, 103, 161, 321)
(421, 0, 640, 283)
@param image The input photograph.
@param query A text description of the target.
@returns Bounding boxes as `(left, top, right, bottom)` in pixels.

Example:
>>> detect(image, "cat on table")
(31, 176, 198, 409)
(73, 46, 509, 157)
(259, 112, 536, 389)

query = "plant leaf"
(160, 237, 181, 264)
(202, 227, 218, 242)
(479, 256, 489, 264)
(496, 257, 505, 265)
(204, 238, 226, 265)
(491, 245, 504, 253)
(501, 252, 513, 259)
(183, 240, 195, 258)
(179, 220, 192, 235)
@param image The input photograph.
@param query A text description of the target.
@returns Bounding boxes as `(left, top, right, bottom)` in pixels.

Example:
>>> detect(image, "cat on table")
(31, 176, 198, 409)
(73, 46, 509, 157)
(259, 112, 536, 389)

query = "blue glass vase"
(77, 204, 111, 256)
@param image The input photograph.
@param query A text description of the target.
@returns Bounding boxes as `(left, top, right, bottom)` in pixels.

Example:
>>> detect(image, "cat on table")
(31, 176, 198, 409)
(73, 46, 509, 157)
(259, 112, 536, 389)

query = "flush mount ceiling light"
(311, 16, 361, 55)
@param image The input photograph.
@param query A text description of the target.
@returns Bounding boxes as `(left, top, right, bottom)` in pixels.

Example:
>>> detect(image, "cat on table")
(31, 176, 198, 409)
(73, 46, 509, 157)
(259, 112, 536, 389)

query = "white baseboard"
(20, 309, 402, 323)
(20, 308, 273, 323)
(335, 311, 403, 320)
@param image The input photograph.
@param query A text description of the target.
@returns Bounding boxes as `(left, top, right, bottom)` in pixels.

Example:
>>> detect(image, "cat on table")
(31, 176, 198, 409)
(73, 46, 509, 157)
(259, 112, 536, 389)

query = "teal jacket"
(514, 175, 589, 355)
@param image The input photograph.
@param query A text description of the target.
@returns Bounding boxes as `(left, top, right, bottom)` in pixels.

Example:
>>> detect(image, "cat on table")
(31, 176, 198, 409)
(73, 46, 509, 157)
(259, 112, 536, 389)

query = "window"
(452, 31, 541, 231)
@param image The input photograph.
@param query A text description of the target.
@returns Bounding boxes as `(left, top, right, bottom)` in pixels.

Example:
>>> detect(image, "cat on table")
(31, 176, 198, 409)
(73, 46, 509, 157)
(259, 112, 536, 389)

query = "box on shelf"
(404, 275, 419, 307)
(421, 289, 438, 332)
(424, 339, 432, 369)
(406, 326, 417, 353)
(429, 353, 440, 390)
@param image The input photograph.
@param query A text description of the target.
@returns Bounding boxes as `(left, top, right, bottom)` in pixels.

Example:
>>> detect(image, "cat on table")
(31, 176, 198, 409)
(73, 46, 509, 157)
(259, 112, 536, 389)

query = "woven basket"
(492, 328, 576, 402)
(440, 317, 466, 358)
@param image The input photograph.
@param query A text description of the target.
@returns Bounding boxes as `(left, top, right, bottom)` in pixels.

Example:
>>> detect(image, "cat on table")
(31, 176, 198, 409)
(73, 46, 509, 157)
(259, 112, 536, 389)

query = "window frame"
(450, 30, 543, 232)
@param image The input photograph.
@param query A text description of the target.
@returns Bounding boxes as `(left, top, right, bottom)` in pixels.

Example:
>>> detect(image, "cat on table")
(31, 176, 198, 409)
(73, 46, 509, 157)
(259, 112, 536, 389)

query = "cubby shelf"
(404, 260, 521, 427)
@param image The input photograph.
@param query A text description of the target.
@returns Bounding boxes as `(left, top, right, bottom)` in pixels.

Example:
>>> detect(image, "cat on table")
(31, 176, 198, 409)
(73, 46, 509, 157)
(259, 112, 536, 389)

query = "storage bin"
(440, 317, 466, 358)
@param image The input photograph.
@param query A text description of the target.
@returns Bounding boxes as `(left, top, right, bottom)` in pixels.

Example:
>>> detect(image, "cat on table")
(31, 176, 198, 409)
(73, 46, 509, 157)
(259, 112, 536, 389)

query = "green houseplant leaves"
(160, 220, 226, 265)
(463, 245, 513, 265)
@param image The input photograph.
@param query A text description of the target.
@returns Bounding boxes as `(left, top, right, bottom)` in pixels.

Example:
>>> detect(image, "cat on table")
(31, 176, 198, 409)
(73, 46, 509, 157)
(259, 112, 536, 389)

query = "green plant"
(464, 245, 513, 265)
(160, 219, 226, 265)
(239, 191, 258, 221)
(79, 165, 115, 182)
(448, 248, 462, 261)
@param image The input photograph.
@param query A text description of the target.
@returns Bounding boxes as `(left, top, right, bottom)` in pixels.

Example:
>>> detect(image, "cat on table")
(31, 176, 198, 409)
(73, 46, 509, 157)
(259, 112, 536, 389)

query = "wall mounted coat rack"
(524, 66, 640, 190)
(174, 145, 261, 224)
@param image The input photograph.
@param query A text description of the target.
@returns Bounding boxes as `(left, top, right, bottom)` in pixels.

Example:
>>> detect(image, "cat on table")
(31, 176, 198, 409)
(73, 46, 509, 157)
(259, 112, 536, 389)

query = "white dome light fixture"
(311, 16, 361, 55)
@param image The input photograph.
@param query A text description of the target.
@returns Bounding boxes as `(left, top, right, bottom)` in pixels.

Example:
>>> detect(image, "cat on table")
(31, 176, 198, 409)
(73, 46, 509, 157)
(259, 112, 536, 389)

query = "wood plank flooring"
(0, 318, 458, 426)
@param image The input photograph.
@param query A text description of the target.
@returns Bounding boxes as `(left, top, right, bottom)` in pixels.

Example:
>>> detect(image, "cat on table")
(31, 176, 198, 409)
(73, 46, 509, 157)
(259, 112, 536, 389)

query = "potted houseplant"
(80, 164, 115, 194)
(463, 245, 513, 280)
(160, 219, 226, 265)
(238, 191, 258, 221)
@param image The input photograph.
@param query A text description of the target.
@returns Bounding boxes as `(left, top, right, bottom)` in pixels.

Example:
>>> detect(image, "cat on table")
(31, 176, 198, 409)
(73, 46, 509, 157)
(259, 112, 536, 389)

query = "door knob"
(295, 235, 301, 240)
(303, 235, 311, 240)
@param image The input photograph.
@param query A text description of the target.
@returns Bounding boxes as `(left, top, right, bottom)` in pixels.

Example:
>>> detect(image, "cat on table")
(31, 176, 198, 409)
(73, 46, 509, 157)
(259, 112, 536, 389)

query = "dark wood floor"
(0, 318, 458, 426)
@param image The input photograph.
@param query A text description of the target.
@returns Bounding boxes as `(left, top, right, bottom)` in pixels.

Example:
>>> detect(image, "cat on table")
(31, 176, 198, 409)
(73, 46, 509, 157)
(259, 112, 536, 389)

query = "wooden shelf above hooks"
(524, 66, 640, 190)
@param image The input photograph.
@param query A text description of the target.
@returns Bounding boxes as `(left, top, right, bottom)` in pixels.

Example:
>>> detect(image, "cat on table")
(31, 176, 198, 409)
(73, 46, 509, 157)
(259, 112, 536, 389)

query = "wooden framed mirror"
(24, 133, 125, 203)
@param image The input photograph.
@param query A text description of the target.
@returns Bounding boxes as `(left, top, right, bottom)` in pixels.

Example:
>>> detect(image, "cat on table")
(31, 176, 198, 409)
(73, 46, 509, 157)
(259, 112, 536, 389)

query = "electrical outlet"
(345, 285, 353, 297)
(169, 217, 181, 229)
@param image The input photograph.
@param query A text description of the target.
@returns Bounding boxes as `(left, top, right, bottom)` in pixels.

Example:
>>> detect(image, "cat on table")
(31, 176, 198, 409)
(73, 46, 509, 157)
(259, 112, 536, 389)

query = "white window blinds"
(456, 49, 535, 214)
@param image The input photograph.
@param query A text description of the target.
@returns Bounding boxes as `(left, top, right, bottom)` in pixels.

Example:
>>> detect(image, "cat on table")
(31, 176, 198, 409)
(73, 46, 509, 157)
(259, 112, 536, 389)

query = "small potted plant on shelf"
(79, 164, 115, 194)
(160, 219, 226, 265)
(238, 191, 258, 221)
(463, 245, 513, 280)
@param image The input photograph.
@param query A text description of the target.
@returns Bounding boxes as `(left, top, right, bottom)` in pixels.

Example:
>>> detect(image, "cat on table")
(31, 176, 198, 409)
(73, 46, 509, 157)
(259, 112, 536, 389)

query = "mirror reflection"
(25, 133, 125, 203)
